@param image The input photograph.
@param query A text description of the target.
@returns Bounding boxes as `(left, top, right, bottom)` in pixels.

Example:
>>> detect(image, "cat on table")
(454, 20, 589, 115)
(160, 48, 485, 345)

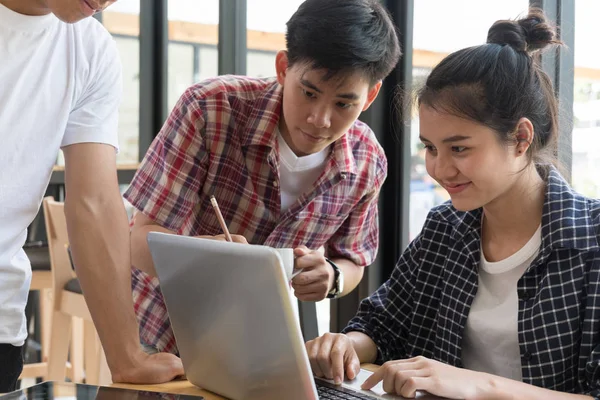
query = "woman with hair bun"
(305, 9, 600, 399)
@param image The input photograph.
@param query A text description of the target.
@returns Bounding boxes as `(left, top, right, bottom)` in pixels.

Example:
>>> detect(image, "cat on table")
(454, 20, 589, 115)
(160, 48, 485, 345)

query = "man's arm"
(130, 212, 249, 278)
(63, 143, 183, 383)
(130, 213, 176, 277)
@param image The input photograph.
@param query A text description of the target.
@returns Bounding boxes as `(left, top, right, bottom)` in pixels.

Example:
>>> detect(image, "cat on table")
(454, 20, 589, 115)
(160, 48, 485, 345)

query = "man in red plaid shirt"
(123, 0, 401, 354)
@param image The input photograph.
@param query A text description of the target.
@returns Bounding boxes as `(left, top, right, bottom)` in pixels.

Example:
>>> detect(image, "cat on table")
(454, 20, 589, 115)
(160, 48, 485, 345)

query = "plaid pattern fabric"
(124, 75, 387, 353)
(344, 167, 600, 397)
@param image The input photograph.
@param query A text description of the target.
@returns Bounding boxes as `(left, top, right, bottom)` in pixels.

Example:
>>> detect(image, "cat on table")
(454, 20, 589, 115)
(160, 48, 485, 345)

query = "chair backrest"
(42, 197, 75, 304)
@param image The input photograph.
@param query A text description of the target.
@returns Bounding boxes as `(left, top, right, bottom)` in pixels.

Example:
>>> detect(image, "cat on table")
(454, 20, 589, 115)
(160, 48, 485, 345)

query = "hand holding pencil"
(196, 196, 247, 243)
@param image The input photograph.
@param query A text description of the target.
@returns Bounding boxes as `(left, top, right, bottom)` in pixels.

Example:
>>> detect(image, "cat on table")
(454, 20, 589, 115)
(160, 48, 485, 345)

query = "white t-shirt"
(461, 224, 542, 381)
(277, 131, 329, 212)
(0, 4, 121, 346)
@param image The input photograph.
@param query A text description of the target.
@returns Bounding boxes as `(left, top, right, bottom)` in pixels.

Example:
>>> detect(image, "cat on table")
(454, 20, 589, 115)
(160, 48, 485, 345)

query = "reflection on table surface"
(0, 381, 204, 400)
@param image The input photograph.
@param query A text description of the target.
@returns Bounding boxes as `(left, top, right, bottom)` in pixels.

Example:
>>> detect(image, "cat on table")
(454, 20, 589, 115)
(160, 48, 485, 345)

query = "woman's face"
(418, 104, 526, 212)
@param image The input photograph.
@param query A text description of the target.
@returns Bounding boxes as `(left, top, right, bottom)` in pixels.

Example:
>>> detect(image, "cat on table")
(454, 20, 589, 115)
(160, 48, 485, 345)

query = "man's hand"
(305, 333, 360, 385)
(111, 351, 184, 384)
(291, 246, 334, 301)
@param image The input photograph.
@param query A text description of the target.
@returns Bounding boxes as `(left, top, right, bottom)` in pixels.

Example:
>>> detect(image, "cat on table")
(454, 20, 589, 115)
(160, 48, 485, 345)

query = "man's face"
(275, 51, 381, 157)
(45, 0, 116, 23)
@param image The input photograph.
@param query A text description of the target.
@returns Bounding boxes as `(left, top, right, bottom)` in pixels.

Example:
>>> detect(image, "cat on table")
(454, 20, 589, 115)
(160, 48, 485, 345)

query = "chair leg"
(83, 321, 99, 384)
(46, 310, 72, 381)
(70, 318, 85, 383)
(40, 289, 52, 363)
(83, 322, 112, 385)
(97, 344, 112, 385)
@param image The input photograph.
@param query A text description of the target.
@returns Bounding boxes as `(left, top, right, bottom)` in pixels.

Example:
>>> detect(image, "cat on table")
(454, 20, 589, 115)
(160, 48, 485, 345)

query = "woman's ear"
(514, 117, 534, 156)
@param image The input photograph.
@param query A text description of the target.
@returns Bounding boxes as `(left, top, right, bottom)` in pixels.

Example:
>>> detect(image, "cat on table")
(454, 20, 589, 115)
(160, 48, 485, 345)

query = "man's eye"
(303, 89, 316, 98)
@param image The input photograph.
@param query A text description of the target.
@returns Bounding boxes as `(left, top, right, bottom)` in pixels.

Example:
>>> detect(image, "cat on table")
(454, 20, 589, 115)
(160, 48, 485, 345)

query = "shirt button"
(340, 173, 347, 179)
(273, 181, 279, 187)
(522, 351, 533, 362)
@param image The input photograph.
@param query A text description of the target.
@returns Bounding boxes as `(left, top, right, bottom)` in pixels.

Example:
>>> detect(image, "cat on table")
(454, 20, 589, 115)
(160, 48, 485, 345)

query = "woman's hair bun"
(487, 8, 561, 54)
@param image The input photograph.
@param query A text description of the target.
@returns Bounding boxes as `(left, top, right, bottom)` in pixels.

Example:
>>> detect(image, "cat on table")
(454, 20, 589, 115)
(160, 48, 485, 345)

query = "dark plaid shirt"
(344, 167, 600, 397)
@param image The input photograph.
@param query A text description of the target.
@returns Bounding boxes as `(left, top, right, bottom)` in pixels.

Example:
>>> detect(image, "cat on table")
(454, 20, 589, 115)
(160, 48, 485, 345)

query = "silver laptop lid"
(147, 232, 318, 400)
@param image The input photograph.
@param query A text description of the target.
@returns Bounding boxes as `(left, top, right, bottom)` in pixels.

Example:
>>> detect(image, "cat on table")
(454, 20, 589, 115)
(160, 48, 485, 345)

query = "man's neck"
(0, 0, 50, 16)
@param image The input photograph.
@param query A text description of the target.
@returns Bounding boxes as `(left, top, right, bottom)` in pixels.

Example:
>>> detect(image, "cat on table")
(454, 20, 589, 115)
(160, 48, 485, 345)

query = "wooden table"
(110, 364, 380, 399)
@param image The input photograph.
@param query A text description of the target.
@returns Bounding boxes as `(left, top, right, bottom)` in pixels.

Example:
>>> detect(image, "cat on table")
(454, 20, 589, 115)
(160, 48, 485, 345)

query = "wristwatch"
(325, 258, 344, 299)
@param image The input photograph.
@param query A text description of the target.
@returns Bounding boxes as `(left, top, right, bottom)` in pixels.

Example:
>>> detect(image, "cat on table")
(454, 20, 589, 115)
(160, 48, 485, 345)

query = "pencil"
(210, 195, 233, 242)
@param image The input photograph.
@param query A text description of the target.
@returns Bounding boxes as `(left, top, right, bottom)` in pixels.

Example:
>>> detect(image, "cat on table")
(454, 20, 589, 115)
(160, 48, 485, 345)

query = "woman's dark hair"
(285, 0, 401, 85)
(417, 8, 563, 168)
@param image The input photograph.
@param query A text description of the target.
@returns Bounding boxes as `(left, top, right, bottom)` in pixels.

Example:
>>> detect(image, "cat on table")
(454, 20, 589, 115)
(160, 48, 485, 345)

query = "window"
(167, 0, 219, 112)
(409, 0, 530, 240)
(246, 1, 305, 78)
(103, 0, 140, 164)
(572, 0, 600, 198)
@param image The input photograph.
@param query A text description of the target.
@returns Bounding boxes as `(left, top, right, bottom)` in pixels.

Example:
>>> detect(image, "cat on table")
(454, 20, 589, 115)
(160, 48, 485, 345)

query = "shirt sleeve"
(123, 88, 209, 232)
(326, 156, 387, 267)
(584, 254, 600, 398)
(341, 232, 422, 363)
(62, 35, 121, 150)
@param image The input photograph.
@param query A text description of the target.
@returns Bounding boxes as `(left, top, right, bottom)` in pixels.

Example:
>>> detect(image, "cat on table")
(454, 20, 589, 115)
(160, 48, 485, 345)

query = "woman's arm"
(361, 356, 594, 400)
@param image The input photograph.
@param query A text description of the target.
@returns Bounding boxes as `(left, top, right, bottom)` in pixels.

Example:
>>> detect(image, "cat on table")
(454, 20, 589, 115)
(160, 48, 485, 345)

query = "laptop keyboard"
(316, 380, 381, 399)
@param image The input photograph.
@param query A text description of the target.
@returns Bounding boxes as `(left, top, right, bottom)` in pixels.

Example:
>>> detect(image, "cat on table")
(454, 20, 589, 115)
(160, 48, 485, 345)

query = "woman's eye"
(452, 146, 467, 153)
(422, 144, 436, 153)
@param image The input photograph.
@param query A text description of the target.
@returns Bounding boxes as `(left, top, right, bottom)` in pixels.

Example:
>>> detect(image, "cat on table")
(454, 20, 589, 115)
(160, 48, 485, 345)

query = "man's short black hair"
(285, 0, 401, 85)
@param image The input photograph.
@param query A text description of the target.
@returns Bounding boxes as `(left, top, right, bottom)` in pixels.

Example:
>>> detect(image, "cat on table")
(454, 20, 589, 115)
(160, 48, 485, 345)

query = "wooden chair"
(42, 197, 111, 385)
(20, 227, 84, 382)
(20, 243, 53, 380)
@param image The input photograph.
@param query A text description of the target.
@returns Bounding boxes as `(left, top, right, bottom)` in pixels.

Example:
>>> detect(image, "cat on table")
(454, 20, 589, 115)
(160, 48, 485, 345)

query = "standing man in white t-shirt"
(0, 0, 183, 392)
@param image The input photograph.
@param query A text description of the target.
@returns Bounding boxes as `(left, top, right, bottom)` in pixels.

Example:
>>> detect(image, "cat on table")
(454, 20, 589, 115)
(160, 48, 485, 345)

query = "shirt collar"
(329, 132, 357, 175)
(540, 167, 599, 252)
(438, 166, 599, 252)
(242, 79, 282, 148)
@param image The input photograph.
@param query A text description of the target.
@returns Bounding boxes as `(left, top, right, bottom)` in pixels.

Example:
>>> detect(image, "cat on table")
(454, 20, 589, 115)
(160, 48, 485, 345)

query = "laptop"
(147, 232, 443, 400)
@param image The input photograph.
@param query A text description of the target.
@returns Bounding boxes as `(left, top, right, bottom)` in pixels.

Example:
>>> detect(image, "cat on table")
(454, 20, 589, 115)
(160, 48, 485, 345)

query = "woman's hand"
(305, 333, 361, 385)
(362, 356, 500, 399)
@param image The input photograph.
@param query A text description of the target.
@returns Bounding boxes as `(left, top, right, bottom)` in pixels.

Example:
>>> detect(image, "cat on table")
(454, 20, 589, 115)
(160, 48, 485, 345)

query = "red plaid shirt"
(124, 75, 387, 353)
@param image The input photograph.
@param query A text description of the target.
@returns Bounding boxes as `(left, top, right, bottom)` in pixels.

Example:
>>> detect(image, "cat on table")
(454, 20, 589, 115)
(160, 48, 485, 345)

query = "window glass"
(572, 0, 600, 198)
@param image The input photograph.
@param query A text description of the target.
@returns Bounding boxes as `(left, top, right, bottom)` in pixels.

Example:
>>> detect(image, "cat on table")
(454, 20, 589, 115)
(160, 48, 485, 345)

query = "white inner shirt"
(277, 129, 329, 212)
(461, 224, 542, 381)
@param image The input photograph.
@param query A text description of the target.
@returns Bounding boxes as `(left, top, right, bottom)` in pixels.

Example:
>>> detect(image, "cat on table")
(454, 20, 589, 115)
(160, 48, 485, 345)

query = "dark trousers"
(0, 344, 23, 393)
